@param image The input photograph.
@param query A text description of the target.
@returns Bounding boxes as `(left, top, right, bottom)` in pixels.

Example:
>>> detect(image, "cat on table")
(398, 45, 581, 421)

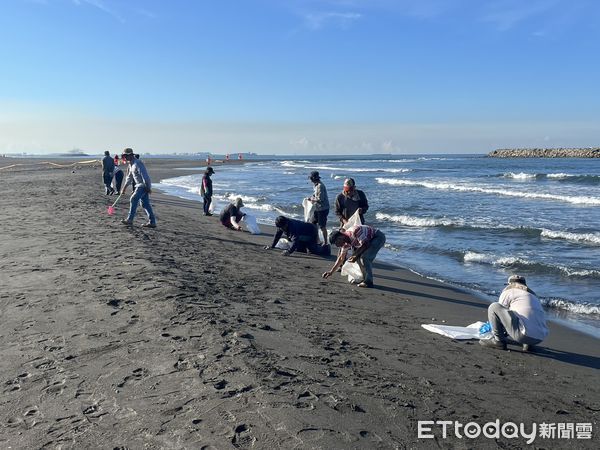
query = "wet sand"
(0, 158, 598, 449)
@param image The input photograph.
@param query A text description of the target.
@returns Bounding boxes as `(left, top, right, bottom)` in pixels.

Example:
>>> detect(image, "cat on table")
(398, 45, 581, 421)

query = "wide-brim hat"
(309, 170, 321, 180)
(206, 167, 215, 174)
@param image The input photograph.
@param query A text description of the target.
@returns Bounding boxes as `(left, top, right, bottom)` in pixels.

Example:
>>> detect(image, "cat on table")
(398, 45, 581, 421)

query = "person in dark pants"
(265, 216, 330, 257)
(220, 197, 245, 230)
(101, 150, 115, 195)
(307, 171, 329, 244)
(112, 164, 124, 193)
(201, 167, 215, 216)
(323, 225, 386, 288)
(335, 177, 369, 226)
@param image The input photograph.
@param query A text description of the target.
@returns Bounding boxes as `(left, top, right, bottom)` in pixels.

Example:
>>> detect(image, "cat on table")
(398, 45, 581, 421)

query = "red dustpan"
(107, 194, 122, 215)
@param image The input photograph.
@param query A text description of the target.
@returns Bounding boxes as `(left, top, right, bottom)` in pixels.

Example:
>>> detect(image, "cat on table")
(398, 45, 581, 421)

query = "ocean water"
(155, 155, 600, 339)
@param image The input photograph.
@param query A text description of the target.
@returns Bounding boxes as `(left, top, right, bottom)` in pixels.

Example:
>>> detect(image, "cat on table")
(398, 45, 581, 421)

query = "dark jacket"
(102, 155, 115, 174)
(271, 218, 318, 254)
(201, 174, 213, 197)
(219, 204, 243, 226)
(335, 189, 368, 223)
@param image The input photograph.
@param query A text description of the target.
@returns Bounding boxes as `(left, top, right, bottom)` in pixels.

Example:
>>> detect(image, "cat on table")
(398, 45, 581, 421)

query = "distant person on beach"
(480, 275, 548, 351)
(120, 148, 156, 228)
(201, 167, 215, 216)
(220, 197, 245, 230)
(101, 151, 115, 195)
(112, 164, 124, 194)
(307, 171, 329, 244)
(323, 225, 386, 288)
(335, 178, 369, 226)
(114, 154, 119, 166)
(265, 215, 330, 257)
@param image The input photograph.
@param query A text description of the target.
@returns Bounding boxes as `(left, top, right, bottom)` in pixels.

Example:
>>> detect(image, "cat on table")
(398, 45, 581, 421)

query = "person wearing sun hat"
(120, 148, 156, 228)
(480, 275, 548, 351)
(307, 170, 330, 244)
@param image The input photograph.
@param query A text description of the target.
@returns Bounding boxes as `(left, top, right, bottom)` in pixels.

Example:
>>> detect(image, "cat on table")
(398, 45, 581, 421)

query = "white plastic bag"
(242, 214, 261, 235)
(208, 199, 215, 214)
(303, 197, 315, 223)
(421, 321, 488, 340)
(275, 238, 291, 250)
(341, 261, 364, 284)
(342, 210, 362, 231)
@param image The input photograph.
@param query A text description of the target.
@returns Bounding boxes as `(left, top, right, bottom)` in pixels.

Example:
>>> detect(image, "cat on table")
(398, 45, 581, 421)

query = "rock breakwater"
(488, 148, 600, 158)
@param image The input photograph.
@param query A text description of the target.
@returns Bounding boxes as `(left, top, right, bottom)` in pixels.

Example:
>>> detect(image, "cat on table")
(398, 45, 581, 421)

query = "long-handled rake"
(107, 194, 122, 215)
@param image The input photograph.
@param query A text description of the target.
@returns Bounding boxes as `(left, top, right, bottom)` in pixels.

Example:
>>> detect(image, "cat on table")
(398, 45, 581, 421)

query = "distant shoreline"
(488, 148, 600, 158)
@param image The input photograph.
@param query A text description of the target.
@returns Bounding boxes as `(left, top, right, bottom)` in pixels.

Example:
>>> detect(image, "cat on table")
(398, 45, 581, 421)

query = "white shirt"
(499, 285, 548, 340)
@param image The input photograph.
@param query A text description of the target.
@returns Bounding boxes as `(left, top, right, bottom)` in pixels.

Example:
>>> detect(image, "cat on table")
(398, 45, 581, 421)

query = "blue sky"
(1, 0, 599, 154)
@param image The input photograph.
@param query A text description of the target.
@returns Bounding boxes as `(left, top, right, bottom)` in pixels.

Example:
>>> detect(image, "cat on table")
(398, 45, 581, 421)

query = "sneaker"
(204, 213, 213, 216)
(121, 219, 133, 226)
(357, 281, 374, 288)
(479, 338, 507, 350)
(522, 344, 536, 352)
(142, 222, 156, 228)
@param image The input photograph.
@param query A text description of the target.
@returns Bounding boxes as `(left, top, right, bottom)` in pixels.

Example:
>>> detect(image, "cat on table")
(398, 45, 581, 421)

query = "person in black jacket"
(220, 197, 245, 230)
(101, 151, 115, 195)
(334, 178, 369, 226)
(265, 216, 330, 256)
(201, 167, 215, 216)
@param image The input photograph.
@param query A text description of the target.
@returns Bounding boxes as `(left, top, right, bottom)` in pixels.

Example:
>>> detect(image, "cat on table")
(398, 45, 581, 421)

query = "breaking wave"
(375, 178, 600, 206)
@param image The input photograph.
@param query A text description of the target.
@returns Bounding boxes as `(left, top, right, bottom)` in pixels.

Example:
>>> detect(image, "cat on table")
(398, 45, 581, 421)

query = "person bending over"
(220, 197, 245, 230)
(265, 215, 328, 256)
(323, 225, 386, 288)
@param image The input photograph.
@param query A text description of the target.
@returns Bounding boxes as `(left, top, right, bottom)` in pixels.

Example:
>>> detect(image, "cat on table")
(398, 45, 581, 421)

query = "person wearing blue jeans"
(120, 148, 156, 228)
(323, 224, 386, 288)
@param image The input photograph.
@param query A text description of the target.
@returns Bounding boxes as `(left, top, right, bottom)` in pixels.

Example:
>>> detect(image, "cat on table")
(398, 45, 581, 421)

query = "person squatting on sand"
(265, 215, 331, 257)
(323, 224, 386, 288)
(480, 275, 549, 351)
(120, 148, 157, 228)
(307, 171, 329, 244)
(220, 197, 245, 230)
(335, 177, 369, 226)
(101, 150, 115, 195)
(201, 166, 215, 216)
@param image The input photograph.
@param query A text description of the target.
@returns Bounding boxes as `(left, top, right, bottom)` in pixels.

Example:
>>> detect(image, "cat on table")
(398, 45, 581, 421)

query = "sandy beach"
(0, 158, 598, 449)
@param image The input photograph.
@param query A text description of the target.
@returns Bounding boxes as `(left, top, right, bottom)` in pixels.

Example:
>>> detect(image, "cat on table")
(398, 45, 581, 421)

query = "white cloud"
(302, 11, 362, 30)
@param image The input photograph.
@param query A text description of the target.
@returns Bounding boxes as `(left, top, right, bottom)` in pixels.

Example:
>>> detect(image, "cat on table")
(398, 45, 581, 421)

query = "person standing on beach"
(120, 148, 156, 228)
(201, 167, 215, 216)
(480, 275, 548, 351)
(101, 151, 115, 195)
(219, 197, 245, 230)
(323, 224, 386, 288)
(307, 171, 330, 244)
(335, 178, 369, 226)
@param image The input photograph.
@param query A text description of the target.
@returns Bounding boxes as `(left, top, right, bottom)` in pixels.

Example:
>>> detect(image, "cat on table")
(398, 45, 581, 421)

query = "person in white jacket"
(480, 275, 548, 351)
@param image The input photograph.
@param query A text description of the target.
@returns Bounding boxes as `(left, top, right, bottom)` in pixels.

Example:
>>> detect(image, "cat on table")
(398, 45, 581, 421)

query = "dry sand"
(0, 158, 598, 449)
